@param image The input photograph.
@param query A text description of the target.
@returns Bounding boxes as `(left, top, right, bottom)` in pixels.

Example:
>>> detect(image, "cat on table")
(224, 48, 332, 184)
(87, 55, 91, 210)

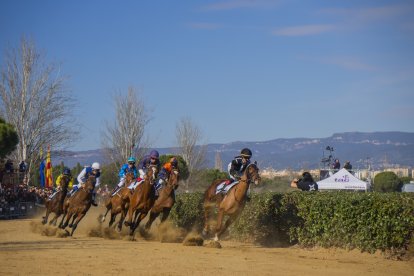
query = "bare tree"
(0, 37, 76, 182)
(102, 87, 151, 170)
(175, 117, 207, 187)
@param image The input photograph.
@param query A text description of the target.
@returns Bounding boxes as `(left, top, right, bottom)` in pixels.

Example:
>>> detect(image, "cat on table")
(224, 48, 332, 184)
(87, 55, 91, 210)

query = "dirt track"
(0, 206, 413, 276)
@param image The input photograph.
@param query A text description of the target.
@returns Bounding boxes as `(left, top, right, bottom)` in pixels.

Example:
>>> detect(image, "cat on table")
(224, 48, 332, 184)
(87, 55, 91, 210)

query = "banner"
(45, 145, 53, 188)
(39, 160, 46, 188)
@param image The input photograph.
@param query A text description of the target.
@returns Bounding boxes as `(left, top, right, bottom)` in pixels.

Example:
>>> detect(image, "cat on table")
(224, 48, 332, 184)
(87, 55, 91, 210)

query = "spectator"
(5, 160, 14, 173)
(19, 161, 27, 173)
(332, 159, 340, 170)
(291, 172, 318, 191)
(343, 161, 352, 171)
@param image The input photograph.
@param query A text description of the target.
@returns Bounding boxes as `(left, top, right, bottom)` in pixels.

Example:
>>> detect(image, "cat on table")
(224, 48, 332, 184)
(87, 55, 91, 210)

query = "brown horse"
(42, 174, 70, 226)
(59, 175, 96, 236)
(202, 162, 261, 241)
(144, 168, 180, 231)
(100, 172, 135, 231)
(124, 164, 158, 236)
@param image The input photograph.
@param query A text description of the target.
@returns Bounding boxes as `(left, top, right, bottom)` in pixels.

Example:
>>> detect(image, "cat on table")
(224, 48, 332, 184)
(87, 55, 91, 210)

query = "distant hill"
(54, 132, 414, 170)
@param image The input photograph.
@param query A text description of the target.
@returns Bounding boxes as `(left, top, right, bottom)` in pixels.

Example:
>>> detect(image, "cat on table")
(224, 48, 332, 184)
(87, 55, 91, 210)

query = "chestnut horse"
(59, 175, 96, 236)
(42, 174, 70, 226)
(124, 164, 158, 236)
(100, 172, 135, 231)
(202, 162, 261, 241)
(144, 168, 180, 231)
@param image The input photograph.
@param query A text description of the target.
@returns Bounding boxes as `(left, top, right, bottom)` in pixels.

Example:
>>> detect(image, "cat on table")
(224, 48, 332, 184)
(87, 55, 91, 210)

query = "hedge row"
(170, 191, 414, 253)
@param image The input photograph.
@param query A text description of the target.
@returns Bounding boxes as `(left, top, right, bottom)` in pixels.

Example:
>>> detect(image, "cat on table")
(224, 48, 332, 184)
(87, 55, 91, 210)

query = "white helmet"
(92, 162, 101, 170)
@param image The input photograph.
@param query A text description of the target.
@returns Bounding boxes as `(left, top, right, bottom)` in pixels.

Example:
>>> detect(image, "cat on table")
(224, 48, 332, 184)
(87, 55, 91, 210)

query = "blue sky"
(1, 0, 413, 151)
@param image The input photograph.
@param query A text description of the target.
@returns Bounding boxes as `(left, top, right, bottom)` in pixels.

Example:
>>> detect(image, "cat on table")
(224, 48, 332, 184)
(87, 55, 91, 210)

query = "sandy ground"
(0, 206, 413, 276)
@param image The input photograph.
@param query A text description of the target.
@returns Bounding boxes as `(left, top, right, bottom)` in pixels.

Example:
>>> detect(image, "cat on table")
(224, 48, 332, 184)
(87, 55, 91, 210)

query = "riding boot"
(111, 186, 120, 197)
(91, 193, 98, 206)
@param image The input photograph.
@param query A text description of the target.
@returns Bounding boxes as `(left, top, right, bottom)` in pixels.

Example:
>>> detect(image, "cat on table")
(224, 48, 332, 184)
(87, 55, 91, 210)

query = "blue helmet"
(63, 168, 71, 176)
(127, 157, 136, 163)
(150, 150, 159, 159)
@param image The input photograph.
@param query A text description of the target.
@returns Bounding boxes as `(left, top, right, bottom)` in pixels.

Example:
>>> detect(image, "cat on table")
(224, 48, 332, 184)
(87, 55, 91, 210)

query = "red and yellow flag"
(45, 145, 53, 188)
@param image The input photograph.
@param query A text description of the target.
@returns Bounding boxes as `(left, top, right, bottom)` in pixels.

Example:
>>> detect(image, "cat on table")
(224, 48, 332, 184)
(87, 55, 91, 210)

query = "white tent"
(317, 168, 370, 191)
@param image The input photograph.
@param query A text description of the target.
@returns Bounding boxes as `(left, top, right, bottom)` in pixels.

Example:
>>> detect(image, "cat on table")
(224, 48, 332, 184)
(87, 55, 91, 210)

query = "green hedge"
(170, 191, 414, 254)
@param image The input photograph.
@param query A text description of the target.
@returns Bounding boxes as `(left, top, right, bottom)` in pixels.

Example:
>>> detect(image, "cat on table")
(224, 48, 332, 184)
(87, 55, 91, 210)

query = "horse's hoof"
(124, 221, 130, 227)
(68, 224, 73, 228)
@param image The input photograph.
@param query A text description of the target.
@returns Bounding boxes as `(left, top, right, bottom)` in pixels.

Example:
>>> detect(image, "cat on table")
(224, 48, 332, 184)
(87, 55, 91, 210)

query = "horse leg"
(109, 212, 117, 227)
(160, 208, 171, 223)
(62, 212, 73, 229)
(213, 209, 225, 242)
(49, 212, 58, 226)
(69, 213, 78, 228)
(124, 204, 135, 227)
(70, 213, 86, 236)
(202, 201, 213, 237)
(42, 209, 50, 225)
(100, 206, 111, 223)
(130, 211, 148, 237)
(59, 212, 67, 228)
(144, 210, 159, 231)
(116, 203, 128, 232)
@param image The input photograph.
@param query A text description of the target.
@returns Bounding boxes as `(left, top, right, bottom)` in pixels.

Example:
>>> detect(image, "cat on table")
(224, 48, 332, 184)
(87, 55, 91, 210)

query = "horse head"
(60, 175, 70, 191)
(85, 175, 96, 192)
(147, 165, 158, 184)
(168, 168, 180, 190)
(243, 162, 261, 186)
(125, 172, 135, 185)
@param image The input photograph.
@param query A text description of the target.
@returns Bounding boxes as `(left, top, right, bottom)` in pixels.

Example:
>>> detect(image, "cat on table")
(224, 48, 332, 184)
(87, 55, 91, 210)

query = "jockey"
(154, 157, 178, 195)
(49, 168, 73, 199)
(128, 150, 160, 191)
(111, 157, 138, 196)
(70, 162, 101, 206)
(228, 148, 252, 182)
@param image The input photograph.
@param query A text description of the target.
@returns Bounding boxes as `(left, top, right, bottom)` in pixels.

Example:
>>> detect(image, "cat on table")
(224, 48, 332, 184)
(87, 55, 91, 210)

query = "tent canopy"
(317, 168, 370, 191)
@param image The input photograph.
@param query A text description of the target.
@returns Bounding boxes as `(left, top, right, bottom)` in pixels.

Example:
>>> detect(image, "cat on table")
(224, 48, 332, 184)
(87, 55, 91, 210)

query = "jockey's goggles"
(128, 162, 135, 165)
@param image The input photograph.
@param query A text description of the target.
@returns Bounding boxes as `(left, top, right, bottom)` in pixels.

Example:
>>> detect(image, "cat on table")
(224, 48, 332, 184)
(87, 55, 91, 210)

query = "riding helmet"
(92, 162, 101, 170)
(240, 148, 252, 158)
(150, 150, 159, 159)
(128, 157, 136, 163)
(170, 157, 178, 166)
(63, 168, 71, 175)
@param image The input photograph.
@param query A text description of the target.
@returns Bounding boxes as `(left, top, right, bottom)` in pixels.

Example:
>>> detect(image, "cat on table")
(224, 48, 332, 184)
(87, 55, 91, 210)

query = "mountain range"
(54, 132, 414, 171)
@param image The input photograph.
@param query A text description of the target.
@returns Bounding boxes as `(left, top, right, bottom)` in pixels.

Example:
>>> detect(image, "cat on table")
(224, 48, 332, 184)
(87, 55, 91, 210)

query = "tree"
(175, 117, 207, 189)
(0, 117, 18, 158)
(373, 171, 403, 192)
(0, 37, 76, 181)
(101, 87, 151, 180)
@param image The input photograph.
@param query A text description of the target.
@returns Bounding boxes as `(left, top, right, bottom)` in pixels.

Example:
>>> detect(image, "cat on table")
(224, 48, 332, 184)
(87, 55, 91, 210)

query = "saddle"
(215, 179, 237, 195)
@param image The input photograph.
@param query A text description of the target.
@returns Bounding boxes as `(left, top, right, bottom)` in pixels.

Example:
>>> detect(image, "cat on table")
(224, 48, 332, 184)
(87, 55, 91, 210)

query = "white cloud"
(272, 24, 336, 36)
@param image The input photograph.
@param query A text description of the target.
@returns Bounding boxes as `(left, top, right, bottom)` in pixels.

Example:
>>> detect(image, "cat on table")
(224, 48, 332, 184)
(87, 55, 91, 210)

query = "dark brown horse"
(59, 175, 96, 236)
(42, 174, 70, 226)
(124, 164, 158, 236)
(100, 172, 135, 231)
(202, 163, 261, 241)
(144, 168, 180, 231)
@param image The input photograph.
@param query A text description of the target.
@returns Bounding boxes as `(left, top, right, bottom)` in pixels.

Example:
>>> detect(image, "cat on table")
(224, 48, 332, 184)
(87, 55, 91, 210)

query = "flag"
(39, 159, 45, 188)
(45, 145, 53, 188)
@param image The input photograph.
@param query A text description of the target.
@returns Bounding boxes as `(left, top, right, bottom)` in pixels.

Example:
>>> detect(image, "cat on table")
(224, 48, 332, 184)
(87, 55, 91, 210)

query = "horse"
(100, 172, 135, 231)
(42, 174, 70, 226)
(202, 162, 261, 241)
(144, 168, 180, 231)
(124, 164, 158, 236)
(58, 175, 96, 236)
